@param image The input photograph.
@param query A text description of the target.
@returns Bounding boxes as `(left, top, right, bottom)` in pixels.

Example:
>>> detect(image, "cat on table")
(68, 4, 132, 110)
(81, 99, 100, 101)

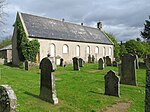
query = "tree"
(141, 16, 150, 41)
(0, 35, 12, 48)
(125, 40, 144, 57)
(105, 33, 120, 58)
(119, 45, 128, 56)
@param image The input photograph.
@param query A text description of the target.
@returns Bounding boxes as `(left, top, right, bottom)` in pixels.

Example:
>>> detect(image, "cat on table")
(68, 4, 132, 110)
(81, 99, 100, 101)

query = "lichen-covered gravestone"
(79, 58, 84, 67)
(113, 61, 118, 67)
(135, 54, 139, 69)
(25, 60, 29, 70)
(121, 54, 137, 86)
(72, 57, 80, 71)
(60, 58, 64, 67)
(39, 57, 58, 104)
(145, 54, 150, 112)
(106, 56, 111, 66)
(92, 55, 95, 63)
(104, 70, 120, 97)
(98, 58, 104, 70)
(88, 54, 91, 63)
(0, 85, 17, 112)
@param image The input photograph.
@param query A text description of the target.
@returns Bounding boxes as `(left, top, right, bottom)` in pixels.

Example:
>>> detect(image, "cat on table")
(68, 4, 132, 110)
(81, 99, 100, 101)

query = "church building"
(12, 12, 114, 65)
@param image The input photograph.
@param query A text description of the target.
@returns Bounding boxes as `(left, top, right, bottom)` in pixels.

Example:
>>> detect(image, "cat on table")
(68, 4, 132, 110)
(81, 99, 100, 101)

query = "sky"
(1, 0, 150, 41)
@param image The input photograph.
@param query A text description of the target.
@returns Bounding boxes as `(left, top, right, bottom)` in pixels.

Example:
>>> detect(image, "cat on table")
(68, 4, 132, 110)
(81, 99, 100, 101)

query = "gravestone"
(60, 58, 64, 67)
(98, 58, 104, 70)
(39, 57, 58, 104)
(118, 64, 121, 76)
(145, 54, 150, 112)
(106, 56, 111, 66)
(88, 54, 91, 63)
(120, 54, 137, 86)
(104, 70, 120, 97)
(135, 54, 139, 69)
(72, 57, 80, 71)
(92, 55, 95, 63)
(79, 58, 84, 67)
(113, 61, 118, 67)
(25, 60, 29, 70)
(103, 57, 106, 63)
(0, 85, 17, 112)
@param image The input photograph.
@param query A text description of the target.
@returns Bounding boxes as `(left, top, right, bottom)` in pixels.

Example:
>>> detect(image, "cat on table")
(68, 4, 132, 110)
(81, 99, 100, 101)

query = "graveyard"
(0, 62, 145, 112)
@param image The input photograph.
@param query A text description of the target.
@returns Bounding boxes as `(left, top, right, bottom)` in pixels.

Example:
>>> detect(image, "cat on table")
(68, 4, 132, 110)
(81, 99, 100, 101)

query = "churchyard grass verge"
(0, 63, 145, 112)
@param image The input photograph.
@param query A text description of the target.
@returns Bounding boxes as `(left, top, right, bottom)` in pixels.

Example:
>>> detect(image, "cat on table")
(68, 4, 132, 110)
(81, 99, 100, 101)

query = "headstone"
(0, 85, 17, 112)
(145, 54, 150, 112)
(60, 58, 64, 67)
(106, 56, 112, 66)
(88, 54, 91, 63)
(79, 58, 84, 67)
(120, 54, 137, 86)
(113, 61, 118, 67)
(98, 58, 104, 70)
(92, 55, 95, 63)
(103, 57, 106, 63)
(118, 64, 121, 76)
(25, 60, 29, 70)
(39, 57, 58, 104)
(104, 70, 120, 97)
(135, 54, 139, 69)
(72, 57, 80, 71)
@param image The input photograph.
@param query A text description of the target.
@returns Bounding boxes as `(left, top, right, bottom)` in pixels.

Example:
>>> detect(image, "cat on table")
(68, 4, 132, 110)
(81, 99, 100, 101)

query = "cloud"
(1, 0, 149, 41)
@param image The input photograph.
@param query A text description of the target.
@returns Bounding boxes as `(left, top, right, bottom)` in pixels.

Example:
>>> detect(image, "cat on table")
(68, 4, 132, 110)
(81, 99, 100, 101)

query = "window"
(76, 45, 80, 57)
(63, 44, 69, 53)
(50, 44, 55, 57)
(87, 46, 90, 54)
(95, 46, 99, 54)
(103, 47, 106, 56)
(109, 47, 112, 56)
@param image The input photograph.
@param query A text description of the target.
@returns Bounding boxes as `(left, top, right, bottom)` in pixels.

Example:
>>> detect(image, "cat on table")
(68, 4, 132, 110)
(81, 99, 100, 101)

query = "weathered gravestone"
(104, 70, 120, 97)
(88, 54, 91, 63)
(103, 57, 106, 63)
(72, 57, 80, 71)
(98, 58, 104, 70)
(113, 61, 118, 67)
(39, 57, 58, 104)
(60, 58, 64, 67)
(135, 54, 139, 69)
(121, 54, 137, 86)
(92, 55, 95, 63)
(145, 54, 150, 112)
(0, 85, 17, 112)
(118, 64, 121, 76)
(79, 58, 84, 67)
(25, 60, 29, 70)
(106, 56, 111, 66)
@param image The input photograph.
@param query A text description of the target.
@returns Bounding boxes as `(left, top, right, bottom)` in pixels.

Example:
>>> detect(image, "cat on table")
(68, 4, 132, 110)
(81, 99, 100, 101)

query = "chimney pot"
(97, 21, 102, 30)
(81, 23, 83, 26)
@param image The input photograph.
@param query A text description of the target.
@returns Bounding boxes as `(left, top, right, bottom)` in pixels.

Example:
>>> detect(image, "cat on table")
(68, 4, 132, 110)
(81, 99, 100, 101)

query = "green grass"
(0, 63, 145, 112)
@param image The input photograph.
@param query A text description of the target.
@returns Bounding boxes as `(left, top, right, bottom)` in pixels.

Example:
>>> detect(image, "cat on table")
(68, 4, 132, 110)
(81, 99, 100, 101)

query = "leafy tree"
(119, 45, 128, 56)
(141, 41, 150, 56)
(0, 36, 12, 49)
(125, 40, 144, 57)
(105, 33, 120, 58)
(141, 16, 150, 41)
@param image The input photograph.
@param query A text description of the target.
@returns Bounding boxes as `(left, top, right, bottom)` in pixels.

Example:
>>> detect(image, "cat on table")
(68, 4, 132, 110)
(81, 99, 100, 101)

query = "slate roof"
(21, 13, 113, 45)
(0, 45, 12, 51)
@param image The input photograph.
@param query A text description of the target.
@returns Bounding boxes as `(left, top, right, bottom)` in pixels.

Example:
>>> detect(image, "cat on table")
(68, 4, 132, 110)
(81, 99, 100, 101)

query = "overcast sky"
(1, 0, 150, 41)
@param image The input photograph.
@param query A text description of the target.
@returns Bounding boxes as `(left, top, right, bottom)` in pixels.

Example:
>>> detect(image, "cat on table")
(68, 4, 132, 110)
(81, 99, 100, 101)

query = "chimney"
(97, 21, 102, 30)
(81, 23, 83, 26)
(62, 18, 65, 22)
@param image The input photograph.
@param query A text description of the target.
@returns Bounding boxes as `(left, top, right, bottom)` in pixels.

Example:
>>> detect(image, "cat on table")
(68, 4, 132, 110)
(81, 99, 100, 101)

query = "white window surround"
(63, 44, 69, 54)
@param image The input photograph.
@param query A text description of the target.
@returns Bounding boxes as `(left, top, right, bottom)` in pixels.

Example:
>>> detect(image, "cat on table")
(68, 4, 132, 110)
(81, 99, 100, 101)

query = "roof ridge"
(20, 12, 99, 30)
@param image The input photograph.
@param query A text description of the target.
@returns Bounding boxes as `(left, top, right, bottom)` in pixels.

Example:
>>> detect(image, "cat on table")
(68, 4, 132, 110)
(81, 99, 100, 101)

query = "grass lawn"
(0, 63, 146, 112)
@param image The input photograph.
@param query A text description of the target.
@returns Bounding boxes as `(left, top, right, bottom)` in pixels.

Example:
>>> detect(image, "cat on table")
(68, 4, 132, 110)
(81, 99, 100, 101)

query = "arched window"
(63, 44, 69, 53)
(103, 47, 106, 56)
(87, 46, 90, 54)
(76, 45, 80, 57)
(95, 46, 99, 54)
(50, 44, 55, 57)
(109, 47, 112, 56)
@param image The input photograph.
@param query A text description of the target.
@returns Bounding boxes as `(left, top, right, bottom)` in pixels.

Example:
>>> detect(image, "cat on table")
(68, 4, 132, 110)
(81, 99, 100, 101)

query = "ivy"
(16, 18, 40, 62)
